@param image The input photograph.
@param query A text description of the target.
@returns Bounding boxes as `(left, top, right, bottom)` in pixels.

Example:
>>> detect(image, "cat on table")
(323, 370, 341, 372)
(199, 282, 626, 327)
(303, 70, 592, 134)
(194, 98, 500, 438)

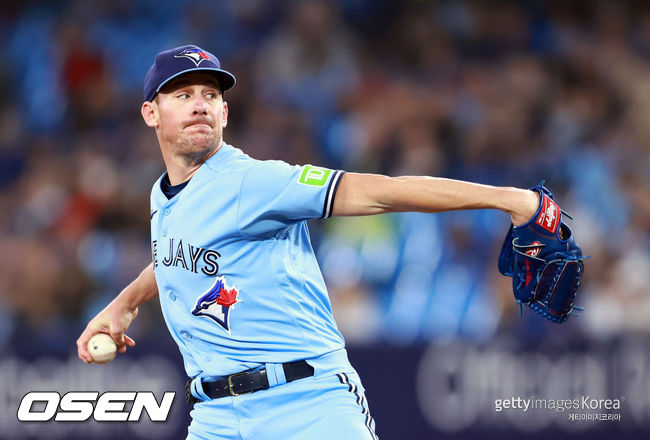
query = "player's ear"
(141, 101, 159, 128)
(221, 101, 228, 129)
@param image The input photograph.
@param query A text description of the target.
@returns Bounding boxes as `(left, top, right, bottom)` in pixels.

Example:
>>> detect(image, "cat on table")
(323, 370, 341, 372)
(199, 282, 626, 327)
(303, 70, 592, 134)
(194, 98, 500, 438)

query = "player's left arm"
(331, 173, 539, 226)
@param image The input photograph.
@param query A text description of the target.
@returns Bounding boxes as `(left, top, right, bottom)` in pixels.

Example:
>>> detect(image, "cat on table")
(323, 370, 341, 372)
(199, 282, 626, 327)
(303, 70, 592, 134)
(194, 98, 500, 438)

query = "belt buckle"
(227, 371, 248, 397)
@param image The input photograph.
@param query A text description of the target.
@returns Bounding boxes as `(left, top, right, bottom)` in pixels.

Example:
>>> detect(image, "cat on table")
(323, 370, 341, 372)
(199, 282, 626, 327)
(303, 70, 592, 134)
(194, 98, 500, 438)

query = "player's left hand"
(498, 182, 587, 323)
(509, 189, 540, 226)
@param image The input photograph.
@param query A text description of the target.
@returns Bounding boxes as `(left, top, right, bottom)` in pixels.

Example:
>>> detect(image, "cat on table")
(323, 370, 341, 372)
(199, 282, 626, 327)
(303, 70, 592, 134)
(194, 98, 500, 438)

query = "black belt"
(185, 360, 314, 403)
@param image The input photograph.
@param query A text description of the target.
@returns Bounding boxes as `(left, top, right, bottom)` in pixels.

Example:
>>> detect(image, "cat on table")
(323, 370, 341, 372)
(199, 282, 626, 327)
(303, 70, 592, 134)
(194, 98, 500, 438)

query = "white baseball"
(87, 333, 117, 364)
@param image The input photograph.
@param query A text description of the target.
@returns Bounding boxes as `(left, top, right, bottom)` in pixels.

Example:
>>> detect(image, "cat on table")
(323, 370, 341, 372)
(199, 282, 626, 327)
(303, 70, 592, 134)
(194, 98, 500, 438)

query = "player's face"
(147, 72, 228, 155)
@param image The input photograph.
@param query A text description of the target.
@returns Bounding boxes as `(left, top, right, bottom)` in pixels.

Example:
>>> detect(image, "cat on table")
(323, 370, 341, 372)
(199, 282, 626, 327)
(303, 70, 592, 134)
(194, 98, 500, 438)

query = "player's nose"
(191, 95, 208, 115)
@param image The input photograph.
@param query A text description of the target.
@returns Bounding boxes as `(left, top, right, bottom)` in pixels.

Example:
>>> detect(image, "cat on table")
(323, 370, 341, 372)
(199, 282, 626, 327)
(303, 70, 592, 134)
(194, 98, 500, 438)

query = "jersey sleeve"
(237, 161, 344, 237)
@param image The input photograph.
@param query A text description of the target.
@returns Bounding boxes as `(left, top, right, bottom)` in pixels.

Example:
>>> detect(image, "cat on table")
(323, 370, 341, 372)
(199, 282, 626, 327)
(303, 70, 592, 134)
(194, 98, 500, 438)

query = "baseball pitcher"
(77, 45, 585, 439)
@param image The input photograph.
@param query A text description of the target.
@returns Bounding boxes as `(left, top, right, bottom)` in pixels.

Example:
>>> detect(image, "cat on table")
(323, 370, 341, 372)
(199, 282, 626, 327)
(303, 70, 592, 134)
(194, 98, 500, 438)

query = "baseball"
(87, 333, 117, 364)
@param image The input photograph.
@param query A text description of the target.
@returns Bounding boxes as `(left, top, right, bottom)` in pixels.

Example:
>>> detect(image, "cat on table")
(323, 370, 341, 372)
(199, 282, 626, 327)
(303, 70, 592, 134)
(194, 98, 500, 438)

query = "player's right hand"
(76, 303, 138, 364)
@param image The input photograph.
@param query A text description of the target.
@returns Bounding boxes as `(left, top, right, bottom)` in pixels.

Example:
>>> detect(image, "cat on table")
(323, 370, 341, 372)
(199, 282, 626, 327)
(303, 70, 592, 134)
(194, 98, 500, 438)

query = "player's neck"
(163, 142, 222, 185)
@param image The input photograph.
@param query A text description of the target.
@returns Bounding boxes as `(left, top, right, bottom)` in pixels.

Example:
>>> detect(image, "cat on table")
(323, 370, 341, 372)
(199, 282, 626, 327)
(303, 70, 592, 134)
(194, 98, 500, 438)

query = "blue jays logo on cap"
(143, 44, 237, 102)
(192, 276, 240, 333)
(174, 48, 211, 66)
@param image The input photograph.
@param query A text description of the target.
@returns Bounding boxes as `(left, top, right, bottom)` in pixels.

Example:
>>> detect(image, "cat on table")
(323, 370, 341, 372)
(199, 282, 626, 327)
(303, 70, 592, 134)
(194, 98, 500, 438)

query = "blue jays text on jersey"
(151, 237, 220, 275)
(149, 143, 346, 380)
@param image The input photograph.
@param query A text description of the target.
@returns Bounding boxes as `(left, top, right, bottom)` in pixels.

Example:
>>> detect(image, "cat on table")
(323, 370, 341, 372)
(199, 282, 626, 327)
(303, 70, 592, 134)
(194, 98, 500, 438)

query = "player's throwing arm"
(76, 264, 158, 363)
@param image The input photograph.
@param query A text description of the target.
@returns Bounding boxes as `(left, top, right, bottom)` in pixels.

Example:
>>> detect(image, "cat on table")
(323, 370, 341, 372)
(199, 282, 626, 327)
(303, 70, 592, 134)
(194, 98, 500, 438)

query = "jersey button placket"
(161, 207, 171, 237)
(168, 291, 176, 301)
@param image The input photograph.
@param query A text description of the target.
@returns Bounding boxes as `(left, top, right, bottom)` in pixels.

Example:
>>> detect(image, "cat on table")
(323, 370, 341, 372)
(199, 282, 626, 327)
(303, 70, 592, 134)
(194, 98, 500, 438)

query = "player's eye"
(177, 93, 190, 99)
(205, 92, 216, 99)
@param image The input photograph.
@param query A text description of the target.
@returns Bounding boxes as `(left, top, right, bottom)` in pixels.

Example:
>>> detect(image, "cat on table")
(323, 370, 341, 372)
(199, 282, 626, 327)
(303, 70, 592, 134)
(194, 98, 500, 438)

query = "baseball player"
(76, 45, 540, 440)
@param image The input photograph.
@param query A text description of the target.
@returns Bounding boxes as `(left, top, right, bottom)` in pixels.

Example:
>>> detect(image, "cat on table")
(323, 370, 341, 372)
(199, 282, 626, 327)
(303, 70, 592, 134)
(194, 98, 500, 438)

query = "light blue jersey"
(149, 143, 346, 380)
(142, 46, 378, 440)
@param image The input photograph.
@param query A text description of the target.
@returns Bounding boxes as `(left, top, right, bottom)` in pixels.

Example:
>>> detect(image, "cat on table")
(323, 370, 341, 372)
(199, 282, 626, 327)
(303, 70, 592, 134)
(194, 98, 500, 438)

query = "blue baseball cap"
(143, 45, 236, 102)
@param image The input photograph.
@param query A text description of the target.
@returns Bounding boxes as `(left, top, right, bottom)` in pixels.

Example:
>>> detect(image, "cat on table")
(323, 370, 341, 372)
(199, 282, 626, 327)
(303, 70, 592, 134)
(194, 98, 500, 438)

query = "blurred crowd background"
(0, 0, 649, 357)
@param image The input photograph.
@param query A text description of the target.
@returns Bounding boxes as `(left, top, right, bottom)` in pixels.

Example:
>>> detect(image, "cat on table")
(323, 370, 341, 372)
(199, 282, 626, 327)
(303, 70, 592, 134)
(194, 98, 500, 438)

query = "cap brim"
(154, 68, 236, 97)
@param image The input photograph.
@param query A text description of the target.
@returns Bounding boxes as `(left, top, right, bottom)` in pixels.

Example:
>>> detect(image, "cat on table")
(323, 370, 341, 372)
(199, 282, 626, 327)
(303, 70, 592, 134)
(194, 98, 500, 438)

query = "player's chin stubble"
(178, 127, 221, 156)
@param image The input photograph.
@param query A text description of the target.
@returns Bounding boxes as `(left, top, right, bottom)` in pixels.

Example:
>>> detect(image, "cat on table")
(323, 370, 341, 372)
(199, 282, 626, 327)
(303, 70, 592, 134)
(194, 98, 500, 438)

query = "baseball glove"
(498, 182, 587, 323)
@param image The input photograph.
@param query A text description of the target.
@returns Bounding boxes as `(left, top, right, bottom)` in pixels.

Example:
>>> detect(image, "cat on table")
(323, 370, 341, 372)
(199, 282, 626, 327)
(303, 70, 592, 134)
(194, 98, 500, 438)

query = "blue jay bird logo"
(192, 276, 240, 333)
(174, 48, 211, 66)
